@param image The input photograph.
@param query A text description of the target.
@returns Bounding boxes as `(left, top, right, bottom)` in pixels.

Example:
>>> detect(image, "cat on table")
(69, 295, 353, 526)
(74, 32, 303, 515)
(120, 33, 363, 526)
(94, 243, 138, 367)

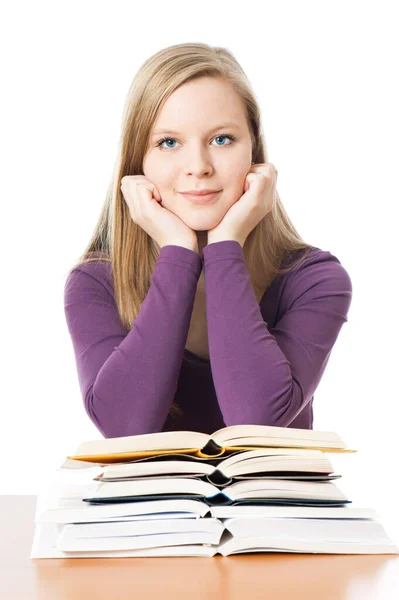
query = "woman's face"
(142, 76, 253, 233)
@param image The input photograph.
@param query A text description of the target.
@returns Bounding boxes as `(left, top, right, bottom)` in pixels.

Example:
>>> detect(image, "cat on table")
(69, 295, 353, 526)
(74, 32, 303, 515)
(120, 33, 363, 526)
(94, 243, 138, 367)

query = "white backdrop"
(2, 0, 398, 544)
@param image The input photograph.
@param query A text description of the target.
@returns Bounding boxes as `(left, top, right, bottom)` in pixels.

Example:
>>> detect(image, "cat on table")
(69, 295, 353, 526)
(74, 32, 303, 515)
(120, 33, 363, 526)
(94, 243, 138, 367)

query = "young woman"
(64, 43, 352, 439)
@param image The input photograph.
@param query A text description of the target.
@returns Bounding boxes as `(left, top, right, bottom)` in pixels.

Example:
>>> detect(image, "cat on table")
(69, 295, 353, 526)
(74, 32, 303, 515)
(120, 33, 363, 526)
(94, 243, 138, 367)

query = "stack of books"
(30, 424, 399, 558)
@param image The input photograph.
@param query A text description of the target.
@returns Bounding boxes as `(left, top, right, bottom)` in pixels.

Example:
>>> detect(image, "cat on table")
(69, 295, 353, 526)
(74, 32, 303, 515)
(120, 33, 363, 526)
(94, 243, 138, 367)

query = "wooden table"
(2, 495, 399, 599)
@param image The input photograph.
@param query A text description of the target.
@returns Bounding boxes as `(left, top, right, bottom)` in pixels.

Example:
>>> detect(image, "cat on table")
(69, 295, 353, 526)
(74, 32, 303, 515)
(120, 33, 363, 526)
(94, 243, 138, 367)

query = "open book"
(36, 497, 378, 526)
(79, 476, 351, 507)
(67, 424, 356, 464)
(55, 517, 397, 555)
(93, 448, 342, 486)
(31, 503, 399, 557)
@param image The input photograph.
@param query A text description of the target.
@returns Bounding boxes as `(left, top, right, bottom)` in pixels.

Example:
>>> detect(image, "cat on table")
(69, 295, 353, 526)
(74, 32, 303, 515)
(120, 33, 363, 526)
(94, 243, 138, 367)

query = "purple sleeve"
(202, 240, 353, 427)
(64, 245, 202, 438)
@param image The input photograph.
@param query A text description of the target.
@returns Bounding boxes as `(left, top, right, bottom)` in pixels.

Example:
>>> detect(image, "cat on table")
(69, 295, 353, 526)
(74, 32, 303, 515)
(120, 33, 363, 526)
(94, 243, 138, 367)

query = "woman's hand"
(121, 175, 199, 252)
(207, 163, 278, 247)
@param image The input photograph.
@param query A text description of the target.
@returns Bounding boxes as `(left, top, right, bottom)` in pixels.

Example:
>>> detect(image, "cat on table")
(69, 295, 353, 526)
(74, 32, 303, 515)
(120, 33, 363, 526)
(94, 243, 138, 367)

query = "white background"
(1, 1, 398, 544)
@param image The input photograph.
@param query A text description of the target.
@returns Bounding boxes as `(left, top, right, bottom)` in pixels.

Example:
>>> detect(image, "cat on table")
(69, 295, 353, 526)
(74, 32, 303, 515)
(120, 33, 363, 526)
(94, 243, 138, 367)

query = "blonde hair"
(65, 42, 313, 423)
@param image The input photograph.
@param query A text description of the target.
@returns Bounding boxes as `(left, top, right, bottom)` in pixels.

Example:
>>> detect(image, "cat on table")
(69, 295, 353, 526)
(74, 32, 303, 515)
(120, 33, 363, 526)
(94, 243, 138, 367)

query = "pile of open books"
(30, 424, 399, 558)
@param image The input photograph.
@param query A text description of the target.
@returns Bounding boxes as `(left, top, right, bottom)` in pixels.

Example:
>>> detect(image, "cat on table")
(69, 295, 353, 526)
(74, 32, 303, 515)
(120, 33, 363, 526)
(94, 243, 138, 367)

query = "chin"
(181, 203, 226, 221)
(184, 215, 223, 231)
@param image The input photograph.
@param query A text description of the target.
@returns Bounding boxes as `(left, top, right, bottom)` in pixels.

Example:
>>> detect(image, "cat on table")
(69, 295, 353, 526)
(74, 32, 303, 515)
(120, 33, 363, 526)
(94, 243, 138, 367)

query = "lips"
(179, 191, 221, 204)
(181, 189, 220, 195)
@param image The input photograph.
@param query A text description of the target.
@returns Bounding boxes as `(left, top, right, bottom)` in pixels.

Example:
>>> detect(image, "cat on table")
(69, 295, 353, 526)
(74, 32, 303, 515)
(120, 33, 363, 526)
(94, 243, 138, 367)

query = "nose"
(184, 147, 214, 177)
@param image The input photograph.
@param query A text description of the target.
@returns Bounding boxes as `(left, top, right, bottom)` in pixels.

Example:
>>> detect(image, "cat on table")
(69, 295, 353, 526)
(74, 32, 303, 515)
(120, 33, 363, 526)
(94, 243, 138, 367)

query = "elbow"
(84, 383, 112, 438)
(220, 377, 307, 428)
(84, 383, 170, 438)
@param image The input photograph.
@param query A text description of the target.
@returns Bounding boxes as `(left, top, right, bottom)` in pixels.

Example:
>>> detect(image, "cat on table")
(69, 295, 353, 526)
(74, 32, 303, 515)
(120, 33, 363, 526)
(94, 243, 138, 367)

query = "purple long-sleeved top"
(64, 241, 352, 438)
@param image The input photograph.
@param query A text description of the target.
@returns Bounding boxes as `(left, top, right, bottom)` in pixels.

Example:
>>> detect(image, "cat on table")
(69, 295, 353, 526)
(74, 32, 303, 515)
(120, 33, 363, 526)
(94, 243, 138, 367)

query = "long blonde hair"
(65, 42, 314, 422)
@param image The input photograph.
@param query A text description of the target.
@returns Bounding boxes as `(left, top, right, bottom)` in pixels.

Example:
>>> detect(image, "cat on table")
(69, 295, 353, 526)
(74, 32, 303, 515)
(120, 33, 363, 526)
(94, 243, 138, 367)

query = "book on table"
(31, 492, 399, 557)
(55, 511, 397, 556)
(30, 425, 399, 558)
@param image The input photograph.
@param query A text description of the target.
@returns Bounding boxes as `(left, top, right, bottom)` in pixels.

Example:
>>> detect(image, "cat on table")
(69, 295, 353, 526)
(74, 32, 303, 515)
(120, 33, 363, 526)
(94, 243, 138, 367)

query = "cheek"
(143, 158, 171, 186)
(229, 171, 249, 194)
(226, 178, 248, 205)
(148, 158, 176, 182)
(225, 156, 251, 181)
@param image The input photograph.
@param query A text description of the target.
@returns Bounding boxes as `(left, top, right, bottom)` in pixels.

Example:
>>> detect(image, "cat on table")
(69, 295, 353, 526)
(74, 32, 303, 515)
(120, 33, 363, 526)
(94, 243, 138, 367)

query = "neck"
(196, 231, 208, 256)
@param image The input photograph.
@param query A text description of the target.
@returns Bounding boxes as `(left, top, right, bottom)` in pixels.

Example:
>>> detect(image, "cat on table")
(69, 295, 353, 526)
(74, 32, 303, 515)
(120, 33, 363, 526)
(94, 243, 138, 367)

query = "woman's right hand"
(120, 175, 199, 252)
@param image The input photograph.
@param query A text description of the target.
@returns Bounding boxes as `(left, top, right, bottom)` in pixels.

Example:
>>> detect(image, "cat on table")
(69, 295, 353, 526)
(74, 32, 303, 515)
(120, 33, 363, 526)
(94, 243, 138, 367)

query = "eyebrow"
(152, 122, 240, 137)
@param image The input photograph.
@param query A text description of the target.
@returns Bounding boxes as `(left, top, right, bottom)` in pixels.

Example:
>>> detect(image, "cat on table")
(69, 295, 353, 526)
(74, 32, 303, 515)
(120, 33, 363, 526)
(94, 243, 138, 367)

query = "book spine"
(197, 439, 224, 458)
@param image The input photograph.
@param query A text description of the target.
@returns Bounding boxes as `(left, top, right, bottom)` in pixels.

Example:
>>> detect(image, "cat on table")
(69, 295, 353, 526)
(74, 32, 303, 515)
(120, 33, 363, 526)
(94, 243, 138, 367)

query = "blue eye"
(214, 135, 235, 146)
(155, 133, 237, 150)
(157, 138, 177, 149)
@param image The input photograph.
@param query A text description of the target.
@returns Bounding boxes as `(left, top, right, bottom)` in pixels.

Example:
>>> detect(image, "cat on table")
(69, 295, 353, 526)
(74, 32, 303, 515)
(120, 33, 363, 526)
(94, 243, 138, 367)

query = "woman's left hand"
(207, 162, 278, 247)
